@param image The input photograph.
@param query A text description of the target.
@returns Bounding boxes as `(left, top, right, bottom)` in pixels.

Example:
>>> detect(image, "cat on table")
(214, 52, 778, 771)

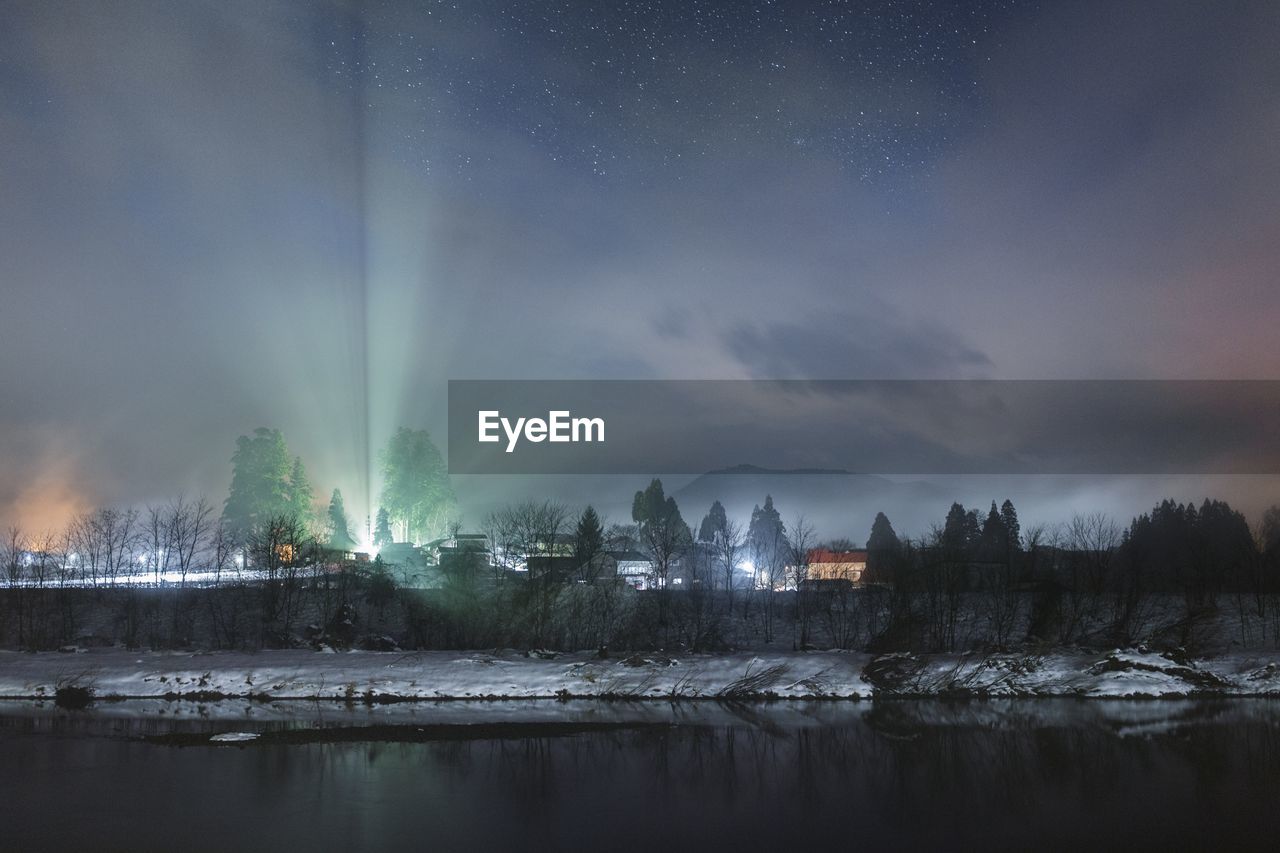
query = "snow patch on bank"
(209, 731, 259, 743)
(0, 649, 874, 702)
(3, 647, 1280, 702)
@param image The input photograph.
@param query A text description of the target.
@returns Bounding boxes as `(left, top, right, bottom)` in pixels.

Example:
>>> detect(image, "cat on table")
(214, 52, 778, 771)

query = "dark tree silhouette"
(574, 505, 605, 581)
(632, 479, 691, 589)
(698, 500, 728, 543)
(866, 511, 901, 583)
(327, 489, 356, 550)
(222, 428, 294, 539)
(942, 503, 979, 553)
(372, 507, 394, 547)
(1000, 499, 1021, 550)
(288, 457, 313, 524)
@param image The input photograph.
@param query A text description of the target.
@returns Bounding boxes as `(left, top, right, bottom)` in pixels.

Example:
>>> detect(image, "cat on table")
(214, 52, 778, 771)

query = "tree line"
(4, 453, 1280, 653)
(222, 425, 454, 548)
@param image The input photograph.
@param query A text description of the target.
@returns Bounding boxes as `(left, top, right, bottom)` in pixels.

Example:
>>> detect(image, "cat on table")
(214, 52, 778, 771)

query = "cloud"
(2, 0, 1279, 533)
(920, 0, 1280, 377)
(723, 306, 992, 380)
(651, 306, 690, 341)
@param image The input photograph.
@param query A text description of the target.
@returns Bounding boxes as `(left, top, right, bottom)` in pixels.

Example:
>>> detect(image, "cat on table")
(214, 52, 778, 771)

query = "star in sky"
(322, 0, 1026, 187)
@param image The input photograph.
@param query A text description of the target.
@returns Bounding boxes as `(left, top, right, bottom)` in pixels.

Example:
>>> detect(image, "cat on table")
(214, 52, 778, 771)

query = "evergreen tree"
(632, 479, 691, 586)
(378, 427, 455, 544)
(1261, 505, 1280, 555)
(867, 512, 900, 551)
(747, 495, 787, 590)
(698, 500, 728, 543)
(327, 489, 355, 550)
(288, 456, 314, 523)
(942, 502, 970, 550)
(866, 511, 902, 584)
(1121, 497, 1253, 605)
(222, 427, 294, 538)
(748, 495, 785, 552)
(372, 507, 394, 547)
(980, 501, 1008, 556)
(632, 479, 689, 536)
(965, 508, 982, 548)
(574, 505, 605, 577)
(1000, 499, 1022, 550)
(1194, 498, 1253, 596)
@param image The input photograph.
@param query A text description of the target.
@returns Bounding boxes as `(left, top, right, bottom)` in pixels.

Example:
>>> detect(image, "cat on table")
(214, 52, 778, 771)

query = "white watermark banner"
(446, 379, 1280, 475)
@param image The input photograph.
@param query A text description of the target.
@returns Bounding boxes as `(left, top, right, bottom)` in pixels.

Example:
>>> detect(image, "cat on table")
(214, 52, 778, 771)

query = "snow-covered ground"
(5, 647, 1280, 702)
(0, 649, 872, 701)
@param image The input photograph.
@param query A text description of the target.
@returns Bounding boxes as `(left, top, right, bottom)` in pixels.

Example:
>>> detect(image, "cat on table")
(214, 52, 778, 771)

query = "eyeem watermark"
(478, 410, 605, 453)
(450, 379, 1280, 474)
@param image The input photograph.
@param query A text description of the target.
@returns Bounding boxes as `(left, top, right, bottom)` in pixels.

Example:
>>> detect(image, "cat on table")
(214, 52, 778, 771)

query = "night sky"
(2, 0, 1279, 533)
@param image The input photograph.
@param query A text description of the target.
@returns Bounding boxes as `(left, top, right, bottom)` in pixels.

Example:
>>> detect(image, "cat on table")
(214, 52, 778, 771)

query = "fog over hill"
(671, 465, 944, 542)
(454, 466, 1280, 544)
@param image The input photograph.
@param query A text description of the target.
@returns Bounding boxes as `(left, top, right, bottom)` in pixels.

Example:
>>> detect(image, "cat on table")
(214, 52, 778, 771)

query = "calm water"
(3, 699, 1280, 852)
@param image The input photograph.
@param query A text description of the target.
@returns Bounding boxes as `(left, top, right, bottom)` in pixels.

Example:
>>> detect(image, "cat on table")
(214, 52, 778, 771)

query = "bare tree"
(50, 527, 77, 645)
(209, 521, 237, 585)
(1044, 513, 1112, 643)
(638, 512, 689, 592)
(4, 527, 26, 648)
(1233, 517, 1273, 646)
(486, 500, 569, 573)
(979, 516, 1029, 650)
(145, 502, 176, 584)
(70, 507, 141, 587)
(1070, 512, 1120, 597)
(922, 524, 967, 652)
(787, 515, 816, 648)
(26, 530, 59, 648)
(248, 513, 316, 646)
(749, 519, 789, 643)
(483, 508, 519, 584)
(1054, 512, 1118, 643)
(1109, 530, 1155, 647)
(713, 518, 744, 613)
(3, 526, 24, 584)
(484, 499, 570, 641)
(173, 496, 213, 587)
(204, 520, 248, 649)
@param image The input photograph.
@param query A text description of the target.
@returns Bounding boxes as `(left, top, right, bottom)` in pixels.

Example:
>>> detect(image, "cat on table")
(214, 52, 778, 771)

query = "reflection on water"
(3, 700, 1280, 852)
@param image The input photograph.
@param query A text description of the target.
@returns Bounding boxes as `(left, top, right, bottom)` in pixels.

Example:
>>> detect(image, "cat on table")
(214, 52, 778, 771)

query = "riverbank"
(5, 646, 1280, 702)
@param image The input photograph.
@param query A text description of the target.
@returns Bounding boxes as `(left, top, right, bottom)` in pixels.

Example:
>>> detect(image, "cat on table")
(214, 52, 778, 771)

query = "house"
(527, 555, 580, 584)
(802, 548, 868, 585)
(314, 545, 368, 573)
(612, 550, 656, 588)
(373, 542, 430, 585)
(536, 532, 577, 557)
(435, 533, 490, 572)
(577, 549, 655, 589)
(376, 541, 423, 566)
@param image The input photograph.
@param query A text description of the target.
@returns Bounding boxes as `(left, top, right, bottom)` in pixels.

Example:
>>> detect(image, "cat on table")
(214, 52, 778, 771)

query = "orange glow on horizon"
(1, 470, 94, 537)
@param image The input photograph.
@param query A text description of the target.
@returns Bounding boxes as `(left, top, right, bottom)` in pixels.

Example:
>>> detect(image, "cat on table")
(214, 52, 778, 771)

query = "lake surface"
(3, 699, 1280, 852)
